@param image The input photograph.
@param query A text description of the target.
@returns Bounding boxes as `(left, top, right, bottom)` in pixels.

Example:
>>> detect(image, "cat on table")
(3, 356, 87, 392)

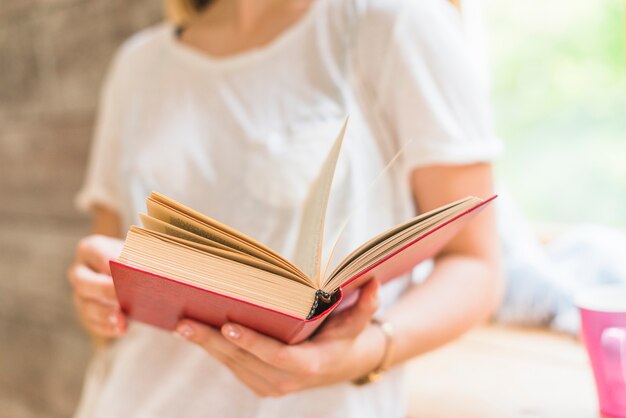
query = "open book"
(110, 120, 496, 343)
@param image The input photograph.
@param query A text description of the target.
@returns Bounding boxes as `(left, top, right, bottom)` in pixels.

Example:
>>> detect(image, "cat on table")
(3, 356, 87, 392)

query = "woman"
(68, 0, 503, 416)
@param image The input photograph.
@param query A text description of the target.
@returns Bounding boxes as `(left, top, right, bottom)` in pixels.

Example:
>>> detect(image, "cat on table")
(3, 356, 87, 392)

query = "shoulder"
(347, 0, 469, 77)
(105, 23, 171, 85)
(326, 0, 463, 63)
(116, 23, 170, 63)
(351, 0, 463, 39)
(331, 0, 460, 27)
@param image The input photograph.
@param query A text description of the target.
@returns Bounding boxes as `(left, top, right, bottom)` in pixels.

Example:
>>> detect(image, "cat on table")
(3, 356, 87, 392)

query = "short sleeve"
(75, 50, 126, 214)
(353, 0, 503, 169)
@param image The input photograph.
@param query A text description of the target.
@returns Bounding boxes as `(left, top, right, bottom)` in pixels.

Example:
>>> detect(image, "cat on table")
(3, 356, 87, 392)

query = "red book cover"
(111, 196, 495, 344)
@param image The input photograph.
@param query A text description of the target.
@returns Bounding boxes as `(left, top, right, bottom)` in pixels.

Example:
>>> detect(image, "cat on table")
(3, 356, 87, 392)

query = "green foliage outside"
(487, 0, 626, 226)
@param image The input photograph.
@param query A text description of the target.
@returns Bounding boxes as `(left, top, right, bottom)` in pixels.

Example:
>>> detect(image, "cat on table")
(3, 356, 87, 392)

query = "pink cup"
(577, 285, 626, 418)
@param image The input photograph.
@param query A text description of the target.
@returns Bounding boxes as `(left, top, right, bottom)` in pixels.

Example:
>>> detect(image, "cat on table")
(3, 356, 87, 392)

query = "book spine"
(306, 289, 339, 320)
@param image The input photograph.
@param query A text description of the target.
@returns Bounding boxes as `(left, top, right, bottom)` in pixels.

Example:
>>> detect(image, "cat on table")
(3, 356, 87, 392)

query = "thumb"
(322, 279, 380, 339)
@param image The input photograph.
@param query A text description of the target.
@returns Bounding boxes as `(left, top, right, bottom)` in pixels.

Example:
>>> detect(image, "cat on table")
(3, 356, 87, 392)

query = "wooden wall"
(0, 2, 161, 416)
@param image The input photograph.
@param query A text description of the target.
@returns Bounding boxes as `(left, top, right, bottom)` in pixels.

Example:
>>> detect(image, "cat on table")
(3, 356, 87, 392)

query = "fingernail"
(108, 313, 118, 324)
(223, 324, 240, 340)
(176, 323, 194, 339)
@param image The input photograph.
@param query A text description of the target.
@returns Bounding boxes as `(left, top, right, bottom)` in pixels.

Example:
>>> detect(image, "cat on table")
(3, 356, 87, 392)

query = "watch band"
(352, 317, 395, 385)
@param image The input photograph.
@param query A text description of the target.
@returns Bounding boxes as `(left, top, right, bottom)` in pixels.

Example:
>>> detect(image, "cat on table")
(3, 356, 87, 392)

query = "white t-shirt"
(74, 0, 501, 417)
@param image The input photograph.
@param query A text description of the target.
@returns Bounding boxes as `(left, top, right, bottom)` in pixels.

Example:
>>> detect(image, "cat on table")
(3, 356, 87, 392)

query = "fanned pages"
(146, 193, 310, 283)
(110, 119, 497, 344)
(292, 117, 348, 286)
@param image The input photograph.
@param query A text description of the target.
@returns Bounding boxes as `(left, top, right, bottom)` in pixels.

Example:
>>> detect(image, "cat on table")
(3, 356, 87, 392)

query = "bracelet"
(351, 317, 395, 386)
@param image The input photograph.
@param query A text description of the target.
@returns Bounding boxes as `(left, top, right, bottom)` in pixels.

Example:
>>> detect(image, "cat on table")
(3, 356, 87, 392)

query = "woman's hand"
(175, 280, 386, 397)
(68, 234, 127, 339)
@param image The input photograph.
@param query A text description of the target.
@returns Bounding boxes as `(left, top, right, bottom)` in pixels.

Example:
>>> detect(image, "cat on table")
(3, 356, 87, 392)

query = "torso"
(76, 1, 419, 416)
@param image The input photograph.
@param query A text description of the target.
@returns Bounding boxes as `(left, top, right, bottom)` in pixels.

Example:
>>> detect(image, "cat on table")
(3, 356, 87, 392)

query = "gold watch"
(352, 317, 395, 385)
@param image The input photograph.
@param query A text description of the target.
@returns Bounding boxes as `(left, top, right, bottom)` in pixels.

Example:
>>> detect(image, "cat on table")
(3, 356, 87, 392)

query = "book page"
(150, 192, 292, 263)
(322, 197, 484, 292)
(140, 213, 245, 255)
(291, 117, 349, 286)
(132, 226, 312, 286)
(324, 197, 473, 285)
(119, 229, 317, 319)
(320, 139, 412, 282)
(146, 196, 309, 281)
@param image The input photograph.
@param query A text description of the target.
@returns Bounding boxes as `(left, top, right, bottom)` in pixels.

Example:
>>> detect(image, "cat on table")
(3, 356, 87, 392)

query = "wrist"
(350, 318, 393, 384)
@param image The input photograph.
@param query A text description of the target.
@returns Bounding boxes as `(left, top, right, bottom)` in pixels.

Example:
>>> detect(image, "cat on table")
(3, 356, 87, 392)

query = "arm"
(67, 206, 127, 345)
(384, 162, 503, 365)
(174, 162, 502, 397)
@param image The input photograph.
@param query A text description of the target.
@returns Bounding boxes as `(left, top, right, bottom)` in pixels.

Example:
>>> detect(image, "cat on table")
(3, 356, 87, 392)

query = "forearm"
(383, 253, 503, 367)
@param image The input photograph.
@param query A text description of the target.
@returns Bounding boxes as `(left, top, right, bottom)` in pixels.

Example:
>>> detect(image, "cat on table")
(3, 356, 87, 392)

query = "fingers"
(76, 295, 123, 325)
(73, 294, 126, 338)
(69, 234, 125, 339)
(175, 320, 287, 395)
(353, 279, 381, 319)
(318, 279, 380, 340)
(220, 324, 313, 374)
(75, 235, 123, 275)
(176, 320, 262, 366)
(84, 321, 125, 338)
(83, 319, 126, 338)
(68, 263, 118, 303)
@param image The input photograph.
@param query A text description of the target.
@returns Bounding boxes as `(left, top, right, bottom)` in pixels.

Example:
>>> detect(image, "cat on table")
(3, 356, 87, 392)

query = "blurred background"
(489, 0, 625, 227)
(0, 0, 623, 417)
